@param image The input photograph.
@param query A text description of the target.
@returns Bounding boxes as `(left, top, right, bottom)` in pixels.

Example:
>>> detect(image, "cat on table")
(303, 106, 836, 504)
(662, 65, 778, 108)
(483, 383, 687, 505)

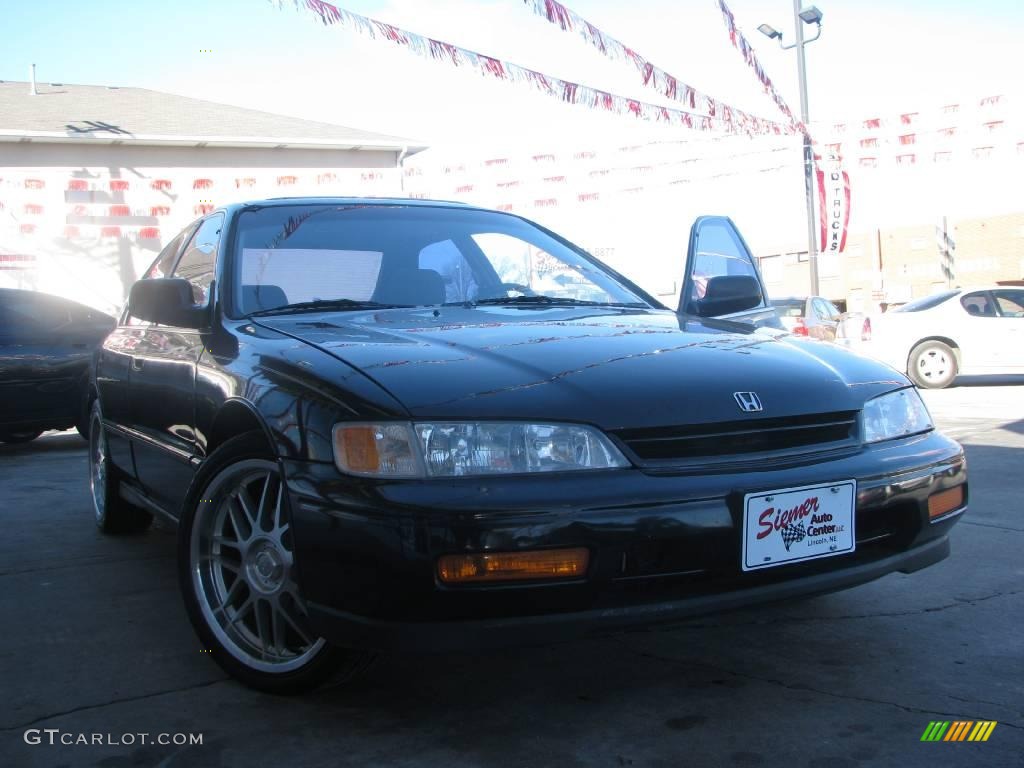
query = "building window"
(899, 134, 916, 145)
(859, 156, 878, 168)
(939, 127, 957, 137)
(859, 137, 878, 148)
(934, 151, 952, 163)
(972, 146, 994, 159)
(900, 113, 918, 125)
(896, 154, 916, 165)
(863, 118, 881, 129)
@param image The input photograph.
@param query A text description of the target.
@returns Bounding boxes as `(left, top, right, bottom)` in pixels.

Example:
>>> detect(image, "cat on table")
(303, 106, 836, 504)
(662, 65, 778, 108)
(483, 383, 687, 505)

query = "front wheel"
(179, 434, 371, 694)
(908, 341, 958, 389)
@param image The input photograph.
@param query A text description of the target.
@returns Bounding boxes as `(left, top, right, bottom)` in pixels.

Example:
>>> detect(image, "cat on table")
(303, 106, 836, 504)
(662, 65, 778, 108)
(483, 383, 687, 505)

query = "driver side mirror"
(689, 275, 764, 317)
(680, 216, 772, 322)
(128, 278, 209, 328)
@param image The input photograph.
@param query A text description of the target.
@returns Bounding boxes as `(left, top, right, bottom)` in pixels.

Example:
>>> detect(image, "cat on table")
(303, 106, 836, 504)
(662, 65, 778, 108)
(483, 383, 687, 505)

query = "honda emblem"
(734, 392, 763, 412)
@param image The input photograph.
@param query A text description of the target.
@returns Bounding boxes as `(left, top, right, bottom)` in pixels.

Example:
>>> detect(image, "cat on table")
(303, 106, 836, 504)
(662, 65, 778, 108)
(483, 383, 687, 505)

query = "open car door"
(679, 216, 781, 330)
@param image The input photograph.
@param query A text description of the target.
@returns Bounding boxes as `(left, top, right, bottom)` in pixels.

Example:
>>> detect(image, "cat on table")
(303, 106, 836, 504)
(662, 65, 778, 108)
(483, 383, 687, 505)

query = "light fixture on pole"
(760, 3, 824, 295)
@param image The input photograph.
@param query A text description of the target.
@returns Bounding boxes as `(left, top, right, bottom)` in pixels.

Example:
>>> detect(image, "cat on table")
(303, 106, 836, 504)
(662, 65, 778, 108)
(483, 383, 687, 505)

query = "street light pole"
(759, 4, 823, 296)
(792, 0, 820, 296)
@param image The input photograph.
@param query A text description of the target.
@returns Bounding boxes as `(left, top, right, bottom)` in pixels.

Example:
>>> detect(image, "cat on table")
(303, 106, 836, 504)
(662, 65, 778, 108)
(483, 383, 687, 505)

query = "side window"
(960, 291, 997, 318)
(143, 224, 195, 280)
(419, 240, 479, 303)
(687, 219, 761, 304)
(175, 214, 224, 305)
(993, 289, 1024, 317)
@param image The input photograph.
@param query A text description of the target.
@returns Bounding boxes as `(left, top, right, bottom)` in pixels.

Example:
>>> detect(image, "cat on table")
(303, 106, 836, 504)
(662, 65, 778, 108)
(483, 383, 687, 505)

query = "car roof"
(221, 196, 479, 214)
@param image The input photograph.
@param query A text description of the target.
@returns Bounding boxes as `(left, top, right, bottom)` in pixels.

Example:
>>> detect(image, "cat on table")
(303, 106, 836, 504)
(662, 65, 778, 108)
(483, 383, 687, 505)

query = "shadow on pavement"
(0, 431, 87, 456)
(998, 418, 1024, 436)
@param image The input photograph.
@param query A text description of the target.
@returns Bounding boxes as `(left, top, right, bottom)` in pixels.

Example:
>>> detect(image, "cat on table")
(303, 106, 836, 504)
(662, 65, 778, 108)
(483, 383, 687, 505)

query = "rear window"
(0, 291, 72, 336)
(893, 290, 958, 312)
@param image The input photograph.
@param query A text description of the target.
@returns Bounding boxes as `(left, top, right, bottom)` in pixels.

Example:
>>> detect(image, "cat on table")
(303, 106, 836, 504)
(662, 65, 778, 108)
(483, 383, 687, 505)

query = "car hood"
(253, 306, 909, 429)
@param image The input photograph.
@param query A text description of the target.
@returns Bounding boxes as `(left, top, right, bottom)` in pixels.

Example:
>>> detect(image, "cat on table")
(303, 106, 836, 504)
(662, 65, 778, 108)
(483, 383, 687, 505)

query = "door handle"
(131, 357, 145, 371)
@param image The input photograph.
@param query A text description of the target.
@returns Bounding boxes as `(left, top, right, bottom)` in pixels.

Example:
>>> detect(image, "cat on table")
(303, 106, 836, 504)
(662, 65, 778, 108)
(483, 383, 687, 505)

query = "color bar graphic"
(921, 721, 997, 742)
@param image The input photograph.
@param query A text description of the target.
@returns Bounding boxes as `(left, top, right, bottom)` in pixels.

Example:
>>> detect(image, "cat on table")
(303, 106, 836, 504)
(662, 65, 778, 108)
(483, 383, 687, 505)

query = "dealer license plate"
(741, 481, 856, 571)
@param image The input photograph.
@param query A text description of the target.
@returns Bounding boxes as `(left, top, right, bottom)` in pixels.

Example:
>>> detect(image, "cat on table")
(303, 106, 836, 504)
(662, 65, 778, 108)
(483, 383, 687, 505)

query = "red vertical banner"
(816, 152, 851, 254)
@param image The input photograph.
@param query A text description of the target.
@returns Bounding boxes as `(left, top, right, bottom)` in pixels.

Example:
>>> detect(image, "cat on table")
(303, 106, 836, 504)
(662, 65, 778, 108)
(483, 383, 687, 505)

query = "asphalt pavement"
(1, 383, 1022, 768)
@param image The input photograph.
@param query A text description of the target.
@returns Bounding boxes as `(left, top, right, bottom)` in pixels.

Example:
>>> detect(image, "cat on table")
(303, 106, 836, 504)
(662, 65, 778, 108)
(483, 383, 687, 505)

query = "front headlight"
(333, 421, 629, 478)
(862, 388, 933, 444)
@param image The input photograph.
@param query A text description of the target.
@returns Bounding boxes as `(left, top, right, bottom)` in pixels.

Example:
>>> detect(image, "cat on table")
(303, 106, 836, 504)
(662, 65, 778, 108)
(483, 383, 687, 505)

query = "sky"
(2, 0, 1022, 148)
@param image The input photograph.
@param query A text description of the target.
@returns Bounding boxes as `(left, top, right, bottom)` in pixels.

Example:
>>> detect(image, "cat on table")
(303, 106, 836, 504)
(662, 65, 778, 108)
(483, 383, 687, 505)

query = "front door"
(98, 224, 196, 476)
(129, 214, 221, 514)
(991, 288, 1024, 370)
(956, 290, 1004, 369)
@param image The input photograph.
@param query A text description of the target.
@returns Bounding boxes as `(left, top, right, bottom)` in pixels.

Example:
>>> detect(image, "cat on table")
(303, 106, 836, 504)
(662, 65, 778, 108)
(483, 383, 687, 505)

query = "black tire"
(0, 429, 43, 444)
(908, 341, 958, 389)
(89, 401, 153, 533)
(178, 431, 372, 694)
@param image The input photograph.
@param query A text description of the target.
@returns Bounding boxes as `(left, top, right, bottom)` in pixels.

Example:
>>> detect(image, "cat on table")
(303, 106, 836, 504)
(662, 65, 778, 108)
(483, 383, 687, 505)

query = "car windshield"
(232, 204, 648, 316)
(892, 290, 959, 313)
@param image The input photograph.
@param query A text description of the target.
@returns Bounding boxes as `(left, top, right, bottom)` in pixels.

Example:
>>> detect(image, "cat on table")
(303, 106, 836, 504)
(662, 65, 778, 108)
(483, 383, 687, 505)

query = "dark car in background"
(0, 288, 114, 443)
(88, 199, 967, 693)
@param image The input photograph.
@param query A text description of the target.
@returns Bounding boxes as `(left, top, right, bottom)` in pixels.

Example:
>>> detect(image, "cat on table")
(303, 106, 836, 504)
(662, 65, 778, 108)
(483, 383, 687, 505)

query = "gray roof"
(0, 81, 425, 152)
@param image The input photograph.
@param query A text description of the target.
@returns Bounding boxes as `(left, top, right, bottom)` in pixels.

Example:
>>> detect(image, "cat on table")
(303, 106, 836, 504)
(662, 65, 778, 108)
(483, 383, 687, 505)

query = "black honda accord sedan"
(89, 198, 966, 693)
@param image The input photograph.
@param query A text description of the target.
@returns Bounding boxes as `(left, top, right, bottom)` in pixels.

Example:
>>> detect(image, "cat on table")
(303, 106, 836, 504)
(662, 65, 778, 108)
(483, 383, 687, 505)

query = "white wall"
(0, 143, 401, 315)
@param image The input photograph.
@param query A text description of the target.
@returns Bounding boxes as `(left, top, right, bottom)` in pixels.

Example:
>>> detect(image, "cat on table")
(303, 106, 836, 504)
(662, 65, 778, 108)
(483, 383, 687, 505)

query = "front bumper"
(283, 430, 966, 652)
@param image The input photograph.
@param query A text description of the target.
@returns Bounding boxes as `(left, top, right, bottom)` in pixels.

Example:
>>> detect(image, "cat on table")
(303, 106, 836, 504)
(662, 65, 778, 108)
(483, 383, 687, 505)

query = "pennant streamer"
(521, 0, 782, 134)
(273, 0, 794, 136)
(715, 0, 799, 130)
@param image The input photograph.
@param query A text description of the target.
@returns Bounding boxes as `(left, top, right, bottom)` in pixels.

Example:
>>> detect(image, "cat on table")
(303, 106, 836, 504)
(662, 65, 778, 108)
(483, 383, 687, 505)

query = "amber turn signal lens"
(336, 426, 380, 473)
(928, 485, 964, 520)
(437, 548, 590, 584)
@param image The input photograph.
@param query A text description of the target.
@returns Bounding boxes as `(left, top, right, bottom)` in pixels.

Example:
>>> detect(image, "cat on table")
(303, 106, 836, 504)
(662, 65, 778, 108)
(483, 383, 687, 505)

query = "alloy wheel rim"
(918, 348, 950, 382)
(89, 414, 107, 522)
(191, 460, 324, 673)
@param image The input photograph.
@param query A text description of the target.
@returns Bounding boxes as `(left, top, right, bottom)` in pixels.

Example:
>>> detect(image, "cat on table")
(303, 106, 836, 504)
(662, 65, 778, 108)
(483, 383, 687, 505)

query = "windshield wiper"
(248, 299, 411, 316)
(464, 296, 645, 308)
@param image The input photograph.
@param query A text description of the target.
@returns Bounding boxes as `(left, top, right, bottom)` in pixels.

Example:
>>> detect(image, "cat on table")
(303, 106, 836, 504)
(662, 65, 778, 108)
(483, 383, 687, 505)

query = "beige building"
(758, 211, 1024, 311)
(0, 81, 424, 314)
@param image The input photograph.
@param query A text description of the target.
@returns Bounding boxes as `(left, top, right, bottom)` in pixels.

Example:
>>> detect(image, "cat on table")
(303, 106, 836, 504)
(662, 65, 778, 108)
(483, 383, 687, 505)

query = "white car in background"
(840, 285, 1024, 388)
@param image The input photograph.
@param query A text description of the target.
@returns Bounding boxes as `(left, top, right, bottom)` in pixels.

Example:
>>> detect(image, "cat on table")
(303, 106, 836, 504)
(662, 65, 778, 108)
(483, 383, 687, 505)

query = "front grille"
(613, 411, 859, 466)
